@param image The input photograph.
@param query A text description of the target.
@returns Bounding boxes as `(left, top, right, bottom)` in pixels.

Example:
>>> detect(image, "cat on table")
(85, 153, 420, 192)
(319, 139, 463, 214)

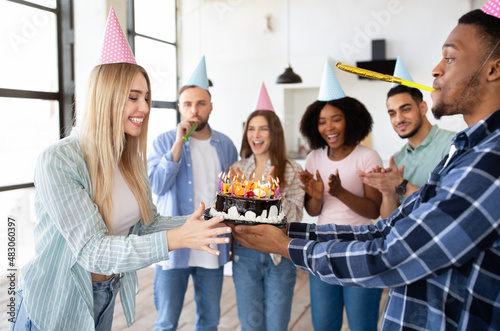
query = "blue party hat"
(186, 56, 209, 91)
(392, 56, 414, 87)
(318, 61, 346, 101)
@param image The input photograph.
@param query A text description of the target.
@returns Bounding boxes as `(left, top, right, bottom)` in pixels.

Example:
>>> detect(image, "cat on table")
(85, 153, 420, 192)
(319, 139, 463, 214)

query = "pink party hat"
(482, 0, 500, 19)
(255, 83, 275, 111)
(97, 7, 136, 65)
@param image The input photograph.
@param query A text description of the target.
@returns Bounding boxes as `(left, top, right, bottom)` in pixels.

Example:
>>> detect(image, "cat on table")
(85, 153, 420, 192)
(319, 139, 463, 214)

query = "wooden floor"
(111, 267, 389, 331)
(1, 266, 388, 330)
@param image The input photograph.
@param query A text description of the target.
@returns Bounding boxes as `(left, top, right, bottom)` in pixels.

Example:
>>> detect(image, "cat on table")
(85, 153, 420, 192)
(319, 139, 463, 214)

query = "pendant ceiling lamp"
(276, 0, 302, 84)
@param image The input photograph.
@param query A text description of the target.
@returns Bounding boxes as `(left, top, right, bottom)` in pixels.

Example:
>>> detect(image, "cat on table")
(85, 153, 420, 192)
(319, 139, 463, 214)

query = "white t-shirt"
(188, 137, 221, 269)
(111, 167, 141, 235)
(305, 145, 382, 226)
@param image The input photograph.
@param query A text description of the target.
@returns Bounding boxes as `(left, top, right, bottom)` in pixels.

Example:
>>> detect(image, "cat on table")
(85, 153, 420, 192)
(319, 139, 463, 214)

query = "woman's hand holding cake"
(166, 202, 231, 256)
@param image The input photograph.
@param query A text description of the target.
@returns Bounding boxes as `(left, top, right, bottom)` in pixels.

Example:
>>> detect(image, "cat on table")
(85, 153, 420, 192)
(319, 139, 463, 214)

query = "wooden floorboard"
(111, 267, 388, 331)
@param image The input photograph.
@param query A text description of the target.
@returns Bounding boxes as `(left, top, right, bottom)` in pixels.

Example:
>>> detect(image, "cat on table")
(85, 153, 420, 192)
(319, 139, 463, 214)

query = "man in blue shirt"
(148, 57, 238, 331)
(232, 7, 500, 331)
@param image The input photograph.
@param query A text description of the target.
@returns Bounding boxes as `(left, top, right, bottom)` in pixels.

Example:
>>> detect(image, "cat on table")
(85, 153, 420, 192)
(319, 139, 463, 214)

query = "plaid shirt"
(288, 109, 500, 330)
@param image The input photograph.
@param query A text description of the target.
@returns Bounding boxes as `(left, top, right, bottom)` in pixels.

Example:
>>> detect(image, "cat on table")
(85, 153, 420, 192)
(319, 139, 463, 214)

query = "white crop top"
(111, 167, 141, 235)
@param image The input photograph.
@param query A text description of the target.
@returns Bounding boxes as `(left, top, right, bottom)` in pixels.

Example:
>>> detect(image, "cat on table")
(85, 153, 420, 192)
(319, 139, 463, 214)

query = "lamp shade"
(276, 65, 302, 84)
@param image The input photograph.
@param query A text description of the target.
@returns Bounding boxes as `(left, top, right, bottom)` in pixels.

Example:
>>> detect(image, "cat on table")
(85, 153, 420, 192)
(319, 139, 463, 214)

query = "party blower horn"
(335, 62, 434, 92)
(182, 122, 198, 142)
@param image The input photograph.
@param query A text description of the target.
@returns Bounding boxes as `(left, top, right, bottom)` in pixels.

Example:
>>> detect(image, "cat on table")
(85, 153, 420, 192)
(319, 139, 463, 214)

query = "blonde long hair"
(78, 63, 153, 231)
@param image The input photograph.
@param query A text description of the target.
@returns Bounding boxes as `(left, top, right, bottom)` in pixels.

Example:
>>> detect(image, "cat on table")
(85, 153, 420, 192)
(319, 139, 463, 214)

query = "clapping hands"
(298, 170, 324, 200)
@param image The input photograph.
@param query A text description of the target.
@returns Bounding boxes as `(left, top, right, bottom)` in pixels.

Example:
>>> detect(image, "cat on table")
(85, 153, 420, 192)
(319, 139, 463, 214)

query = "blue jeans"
(10, 291, 40, 331)
(153, 265, 224, 331)
(232, 242, 297, 331)
(92, 274, 122, 331)
(10, 274, 121, 331)
(309, 274, 382, 331)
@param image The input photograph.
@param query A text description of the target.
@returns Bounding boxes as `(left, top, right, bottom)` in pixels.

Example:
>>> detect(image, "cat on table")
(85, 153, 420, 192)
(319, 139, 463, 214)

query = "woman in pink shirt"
(299, 96, 383, 331)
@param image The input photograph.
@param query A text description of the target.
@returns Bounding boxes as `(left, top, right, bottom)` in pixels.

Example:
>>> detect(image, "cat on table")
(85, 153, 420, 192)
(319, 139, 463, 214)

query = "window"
(128, 0, 179, 149)
(0, 0, 74, 192)
(0, 0, 73, 280)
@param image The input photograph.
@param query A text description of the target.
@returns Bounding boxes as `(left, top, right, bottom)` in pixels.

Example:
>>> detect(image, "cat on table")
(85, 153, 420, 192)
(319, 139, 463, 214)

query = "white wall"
(73, 0, 482, 164)
(74, 0, 127, 122)
(178, 0, 477, 164)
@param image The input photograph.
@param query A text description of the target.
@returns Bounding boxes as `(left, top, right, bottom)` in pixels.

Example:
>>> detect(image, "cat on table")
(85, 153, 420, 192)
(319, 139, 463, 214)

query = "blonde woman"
(11, 63, 230, 331)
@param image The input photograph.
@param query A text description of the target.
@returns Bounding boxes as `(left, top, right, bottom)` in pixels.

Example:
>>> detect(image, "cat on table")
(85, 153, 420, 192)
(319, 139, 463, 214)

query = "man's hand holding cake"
(231, 223, 292, 259)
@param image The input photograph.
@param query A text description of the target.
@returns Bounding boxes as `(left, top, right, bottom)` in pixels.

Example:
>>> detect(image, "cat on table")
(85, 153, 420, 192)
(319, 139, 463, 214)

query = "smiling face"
(431, 24, 484, 122)
(318, 104, 346, 149)
(246, 115, 271, 157)
(123, 71, 150, 137)
(178, 86, 213, 131)
(387, 92, 426, 139)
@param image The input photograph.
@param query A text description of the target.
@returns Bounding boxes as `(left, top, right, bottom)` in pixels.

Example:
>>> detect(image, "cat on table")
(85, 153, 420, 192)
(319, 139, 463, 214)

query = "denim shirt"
(148, 126, 238, 268)
(288, 109, 500, 330)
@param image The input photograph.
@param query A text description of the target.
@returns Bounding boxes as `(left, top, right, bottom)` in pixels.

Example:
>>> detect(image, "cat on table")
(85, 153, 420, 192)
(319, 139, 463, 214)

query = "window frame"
(0, 0, 74, 192)
(127, 0, 180, 123)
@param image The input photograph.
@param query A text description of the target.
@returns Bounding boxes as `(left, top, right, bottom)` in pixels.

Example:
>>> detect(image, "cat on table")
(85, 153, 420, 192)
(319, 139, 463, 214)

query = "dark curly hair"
(299, 97, 373, 150)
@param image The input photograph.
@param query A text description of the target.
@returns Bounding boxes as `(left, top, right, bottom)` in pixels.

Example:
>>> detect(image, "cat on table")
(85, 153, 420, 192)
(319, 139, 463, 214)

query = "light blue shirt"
(147, 126, 238, 268)
(17, 131, 187, 330)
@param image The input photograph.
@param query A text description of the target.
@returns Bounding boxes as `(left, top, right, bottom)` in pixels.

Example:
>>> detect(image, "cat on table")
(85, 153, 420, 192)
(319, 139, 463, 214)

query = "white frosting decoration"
(268, 205, 278, 219)
(227, 206, 240, 220)
(244, 211, 256, 221)
(209, 201, 285, 224)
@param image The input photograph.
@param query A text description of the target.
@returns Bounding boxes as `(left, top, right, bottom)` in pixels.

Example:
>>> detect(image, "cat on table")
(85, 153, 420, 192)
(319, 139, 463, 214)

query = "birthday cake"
(204, 174, 286, 227)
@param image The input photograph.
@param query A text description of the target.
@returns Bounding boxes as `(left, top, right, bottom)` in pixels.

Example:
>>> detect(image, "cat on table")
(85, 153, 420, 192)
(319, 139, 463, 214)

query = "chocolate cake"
(204, 193, 286, 227)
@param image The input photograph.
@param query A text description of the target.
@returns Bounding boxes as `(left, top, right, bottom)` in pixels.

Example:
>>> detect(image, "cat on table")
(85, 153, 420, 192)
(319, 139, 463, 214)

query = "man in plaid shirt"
(232, 6, 500, 331)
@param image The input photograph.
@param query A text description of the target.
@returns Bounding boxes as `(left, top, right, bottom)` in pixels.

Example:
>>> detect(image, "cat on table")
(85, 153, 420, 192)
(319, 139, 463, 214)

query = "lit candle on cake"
(276, 178, 280, 197)
(218, 172, 222, 192)
(244, 187, 247, 198)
